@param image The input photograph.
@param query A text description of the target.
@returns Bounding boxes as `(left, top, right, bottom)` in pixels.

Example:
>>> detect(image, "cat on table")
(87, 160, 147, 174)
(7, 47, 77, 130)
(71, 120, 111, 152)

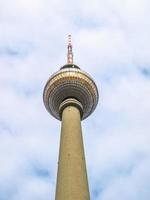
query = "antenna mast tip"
(67, 35, 73, 64)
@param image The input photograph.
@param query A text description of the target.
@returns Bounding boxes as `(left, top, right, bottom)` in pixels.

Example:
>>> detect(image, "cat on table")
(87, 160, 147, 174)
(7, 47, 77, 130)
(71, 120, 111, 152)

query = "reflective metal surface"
(43, 67, 99, 120)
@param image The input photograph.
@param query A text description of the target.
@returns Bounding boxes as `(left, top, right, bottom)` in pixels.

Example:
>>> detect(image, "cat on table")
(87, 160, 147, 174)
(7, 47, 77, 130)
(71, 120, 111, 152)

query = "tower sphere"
(43, 64, 99, 120)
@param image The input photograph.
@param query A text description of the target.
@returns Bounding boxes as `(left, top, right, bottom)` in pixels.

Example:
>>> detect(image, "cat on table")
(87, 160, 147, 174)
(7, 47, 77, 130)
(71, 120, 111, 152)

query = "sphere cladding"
(43, 66, 99, 120)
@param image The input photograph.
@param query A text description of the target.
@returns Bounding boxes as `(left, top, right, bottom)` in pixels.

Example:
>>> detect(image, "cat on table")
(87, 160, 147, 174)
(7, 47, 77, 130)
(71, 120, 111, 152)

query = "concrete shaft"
(55, 105, 90, 200)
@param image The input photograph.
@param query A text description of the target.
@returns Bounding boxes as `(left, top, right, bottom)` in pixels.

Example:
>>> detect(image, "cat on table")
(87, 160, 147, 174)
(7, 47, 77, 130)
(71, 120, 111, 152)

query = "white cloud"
(0, 0, 150, 199)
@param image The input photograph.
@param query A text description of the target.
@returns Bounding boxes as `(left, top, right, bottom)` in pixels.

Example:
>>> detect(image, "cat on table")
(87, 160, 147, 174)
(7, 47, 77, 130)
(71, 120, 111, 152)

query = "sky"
(0, 0, 150, 199)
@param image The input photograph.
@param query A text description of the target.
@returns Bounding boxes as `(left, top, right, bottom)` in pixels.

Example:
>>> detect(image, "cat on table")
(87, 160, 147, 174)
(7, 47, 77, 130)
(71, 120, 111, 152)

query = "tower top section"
(43, 36, 99, 120)
(67, 35, 73, 64)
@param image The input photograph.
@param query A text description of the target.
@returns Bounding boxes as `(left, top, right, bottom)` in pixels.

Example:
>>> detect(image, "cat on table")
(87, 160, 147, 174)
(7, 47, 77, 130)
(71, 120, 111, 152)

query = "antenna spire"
(67, 35, 73, 64)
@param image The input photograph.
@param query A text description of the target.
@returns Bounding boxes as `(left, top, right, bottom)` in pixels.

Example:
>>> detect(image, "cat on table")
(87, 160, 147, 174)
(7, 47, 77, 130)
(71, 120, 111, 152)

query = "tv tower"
(43, 35, 99, 200)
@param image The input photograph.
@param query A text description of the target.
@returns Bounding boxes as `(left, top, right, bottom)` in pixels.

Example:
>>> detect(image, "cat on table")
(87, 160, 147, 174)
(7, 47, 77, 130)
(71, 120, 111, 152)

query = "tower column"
(55, 104, 90, 200)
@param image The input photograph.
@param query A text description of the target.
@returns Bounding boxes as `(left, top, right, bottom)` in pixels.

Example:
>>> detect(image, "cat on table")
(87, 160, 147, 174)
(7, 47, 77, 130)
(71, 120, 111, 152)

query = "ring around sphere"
(59, 98, 83, 119)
